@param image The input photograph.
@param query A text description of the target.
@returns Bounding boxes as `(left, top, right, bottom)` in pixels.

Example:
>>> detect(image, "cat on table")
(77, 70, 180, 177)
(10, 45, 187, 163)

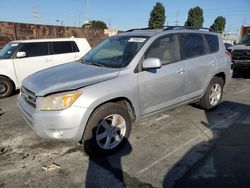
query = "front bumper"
(232, 60, 250, 69)
(17, 94, 88, 141)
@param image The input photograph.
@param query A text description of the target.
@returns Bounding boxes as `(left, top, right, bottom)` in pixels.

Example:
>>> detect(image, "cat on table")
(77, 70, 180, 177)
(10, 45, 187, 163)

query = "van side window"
(19, 42, 49, 57)
(72, 41, 80, 52)
(204, 34, 219, 53)
(51, 41, 79, 54)
(145, 35, 180, 65)
(180, 33, 205, 59)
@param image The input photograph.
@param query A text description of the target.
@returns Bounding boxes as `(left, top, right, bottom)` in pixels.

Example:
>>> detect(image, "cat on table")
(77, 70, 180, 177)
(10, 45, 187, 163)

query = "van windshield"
(0, 42, 19, 59)
(83, 35, 148, 68)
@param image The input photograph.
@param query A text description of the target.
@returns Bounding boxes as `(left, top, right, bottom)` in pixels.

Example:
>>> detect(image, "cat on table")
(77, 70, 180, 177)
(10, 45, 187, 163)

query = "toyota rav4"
(17, 26, 232, 156)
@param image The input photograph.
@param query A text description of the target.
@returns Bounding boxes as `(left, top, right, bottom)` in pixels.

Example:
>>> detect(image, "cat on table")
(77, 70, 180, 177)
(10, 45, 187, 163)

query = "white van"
(0, 38, 91, 98)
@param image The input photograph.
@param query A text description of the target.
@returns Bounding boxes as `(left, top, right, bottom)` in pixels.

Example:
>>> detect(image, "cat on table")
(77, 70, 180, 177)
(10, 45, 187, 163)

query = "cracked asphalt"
(0, 76, 250, 188)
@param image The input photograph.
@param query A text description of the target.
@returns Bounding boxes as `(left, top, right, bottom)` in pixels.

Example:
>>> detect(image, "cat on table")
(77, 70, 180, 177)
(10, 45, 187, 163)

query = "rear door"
(50, 41, 80, 64)
(138, 34, 185, 116)
(179, 33, 216, 98)
(13, 42, 52, 84)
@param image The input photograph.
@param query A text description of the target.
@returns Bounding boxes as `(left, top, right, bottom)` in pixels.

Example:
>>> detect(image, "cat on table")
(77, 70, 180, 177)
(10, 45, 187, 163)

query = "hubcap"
(0, 81, 7, 94)
(209, 83, 222, 106)
(96, 114, 126, 150)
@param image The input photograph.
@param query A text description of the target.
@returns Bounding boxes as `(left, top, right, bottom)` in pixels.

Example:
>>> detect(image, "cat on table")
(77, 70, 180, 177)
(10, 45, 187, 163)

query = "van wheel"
(82, 103, 132, 157)
(199, 77, 224, 110)
(0, 76, 14, 99)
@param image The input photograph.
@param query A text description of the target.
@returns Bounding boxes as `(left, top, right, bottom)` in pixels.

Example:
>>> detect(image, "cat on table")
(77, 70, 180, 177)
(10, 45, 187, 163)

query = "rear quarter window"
(51, 41, 79, 55)
(179, 33, 206, 59)
(204, 34, 219, 53)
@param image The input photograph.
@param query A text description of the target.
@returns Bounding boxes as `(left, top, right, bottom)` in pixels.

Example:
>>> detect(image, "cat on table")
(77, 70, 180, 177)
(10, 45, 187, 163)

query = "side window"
(204, 34, 219, 53)
(19, 42, 49, 57)
(51, 41, 77, 54)
(180, 33, 205, 59)
(145, 35, 180, 65)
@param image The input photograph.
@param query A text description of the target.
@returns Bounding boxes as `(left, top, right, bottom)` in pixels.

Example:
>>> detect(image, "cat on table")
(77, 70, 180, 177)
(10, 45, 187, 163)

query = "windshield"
(83, 35, 148, 68)
(239, 34, 250, 45)
(0, 42, 19, 59)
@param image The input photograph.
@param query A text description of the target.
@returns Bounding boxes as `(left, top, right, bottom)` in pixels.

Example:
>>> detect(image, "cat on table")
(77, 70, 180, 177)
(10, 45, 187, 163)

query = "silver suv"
(17, 27, 232, 156)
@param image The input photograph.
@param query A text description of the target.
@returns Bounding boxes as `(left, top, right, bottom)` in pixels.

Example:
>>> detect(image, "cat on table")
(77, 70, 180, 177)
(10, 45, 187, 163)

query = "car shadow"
(84, 138, 153, 187)
(163, 101, 250, 188)
(0, 108, 4, 116)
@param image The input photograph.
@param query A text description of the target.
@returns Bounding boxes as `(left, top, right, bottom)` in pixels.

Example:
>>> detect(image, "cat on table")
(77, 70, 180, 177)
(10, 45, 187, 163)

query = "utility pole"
(86, 0, 90, 22)
(69, 8, 72, 27)
(108, 18, 111, 29)
(175, 10, 179, 26)
(32, 4, 40, 24)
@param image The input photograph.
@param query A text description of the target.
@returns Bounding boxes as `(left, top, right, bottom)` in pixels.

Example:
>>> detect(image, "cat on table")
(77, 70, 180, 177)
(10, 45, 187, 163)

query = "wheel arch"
(90, 97, 136, 123)
(214, 72, 225, 86)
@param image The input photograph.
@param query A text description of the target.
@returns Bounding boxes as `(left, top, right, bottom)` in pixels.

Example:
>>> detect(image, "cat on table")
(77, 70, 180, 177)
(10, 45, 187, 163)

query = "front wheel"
(82, 103, 132, 157)
(0, 76, 14, 99)
(199, 77, 224, 110)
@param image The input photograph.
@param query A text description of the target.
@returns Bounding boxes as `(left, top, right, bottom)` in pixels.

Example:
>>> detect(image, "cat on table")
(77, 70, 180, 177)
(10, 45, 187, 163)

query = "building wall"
(0, 21, 110, 48)
(240, 25, 250, 38)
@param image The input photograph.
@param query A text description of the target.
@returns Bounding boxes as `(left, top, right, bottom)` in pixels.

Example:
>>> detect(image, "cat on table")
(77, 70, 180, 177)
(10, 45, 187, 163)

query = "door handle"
(176, 68, 184, 74)
(74, 54, 80, 59)
(45, 58, 52, 62)
(209, 61, 215, 66)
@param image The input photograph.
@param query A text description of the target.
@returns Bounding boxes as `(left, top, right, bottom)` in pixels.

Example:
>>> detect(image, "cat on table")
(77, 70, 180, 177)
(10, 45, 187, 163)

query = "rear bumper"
(17, 94, 88, 141)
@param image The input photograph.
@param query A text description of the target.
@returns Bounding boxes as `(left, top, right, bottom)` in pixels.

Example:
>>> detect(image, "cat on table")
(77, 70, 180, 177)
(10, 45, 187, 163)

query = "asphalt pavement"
(0, 76, 250, 188)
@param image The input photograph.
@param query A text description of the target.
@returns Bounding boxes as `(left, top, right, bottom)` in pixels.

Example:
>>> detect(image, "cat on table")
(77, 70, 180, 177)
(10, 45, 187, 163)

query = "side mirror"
(143, 58, 162, 70)
(16, 51, 26, 58)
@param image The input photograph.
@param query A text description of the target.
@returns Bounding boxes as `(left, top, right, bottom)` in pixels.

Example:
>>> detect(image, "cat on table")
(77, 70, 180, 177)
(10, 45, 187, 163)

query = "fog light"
(53, 129, 64, 138)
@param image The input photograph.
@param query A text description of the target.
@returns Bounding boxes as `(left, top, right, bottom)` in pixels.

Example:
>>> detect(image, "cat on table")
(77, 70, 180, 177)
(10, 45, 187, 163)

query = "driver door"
(138, 34, 185, 116)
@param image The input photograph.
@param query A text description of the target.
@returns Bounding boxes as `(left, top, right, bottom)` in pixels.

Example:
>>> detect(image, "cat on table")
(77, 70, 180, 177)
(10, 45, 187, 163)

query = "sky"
(0, 0, 249, 33)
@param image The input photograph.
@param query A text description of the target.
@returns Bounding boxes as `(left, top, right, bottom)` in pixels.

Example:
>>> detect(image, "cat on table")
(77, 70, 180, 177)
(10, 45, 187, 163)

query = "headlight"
(38, 91, 82, 111)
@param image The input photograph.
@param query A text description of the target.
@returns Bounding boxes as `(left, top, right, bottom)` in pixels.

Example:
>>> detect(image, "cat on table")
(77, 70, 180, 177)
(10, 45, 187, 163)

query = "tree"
(148, 2, 166, 29)
(185, 6, 204, 28)
(210, 16, 226, 34)
(82, 20, 108, 29)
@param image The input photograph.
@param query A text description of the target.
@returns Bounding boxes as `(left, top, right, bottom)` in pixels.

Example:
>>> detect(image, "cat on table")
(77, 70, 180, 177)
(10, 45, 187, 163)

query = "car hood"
(228, 45, 250, 50)
(22, 62, 120, 96)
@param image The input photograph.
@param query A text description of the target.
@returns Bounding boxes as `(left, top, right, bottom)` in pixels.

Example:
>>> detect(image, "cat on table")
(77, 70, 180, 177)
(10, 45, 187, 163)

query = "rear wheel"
(0, 76, 14, 99)
(199, 76, 224, 110)
(82, 103, 132, 157)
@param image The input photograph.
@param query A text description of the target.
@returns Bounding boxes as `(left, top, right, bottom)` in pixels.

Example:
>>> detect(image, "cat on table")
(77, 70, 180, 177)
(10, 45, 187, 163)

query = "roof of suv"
(118, 26, 217, 37)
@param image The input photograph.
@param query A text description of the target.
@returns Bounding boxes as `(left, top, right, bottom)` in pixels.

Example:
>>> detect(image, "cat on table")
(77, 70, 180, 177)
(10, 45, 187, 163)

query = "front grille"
(21, 86, 36, 108)
(232, 49, 250, 60)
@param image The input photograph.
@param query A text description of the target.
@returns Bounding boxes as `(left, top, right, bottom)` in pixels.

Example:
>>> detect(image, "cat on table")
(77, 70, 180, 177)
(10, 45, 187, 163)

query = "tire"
(82, 102, 132, 157)
(199, 76, 224, 110)
(0, 76, 14, 99)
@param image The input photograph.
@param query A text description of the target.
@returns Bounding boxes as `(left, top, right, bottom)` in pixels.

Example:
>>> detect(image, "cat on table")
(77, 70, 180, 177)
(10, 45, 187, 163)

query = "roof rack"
(163, 26, 214, 32)
(126, 27, 151, 32)
(126, 26, 214, 32)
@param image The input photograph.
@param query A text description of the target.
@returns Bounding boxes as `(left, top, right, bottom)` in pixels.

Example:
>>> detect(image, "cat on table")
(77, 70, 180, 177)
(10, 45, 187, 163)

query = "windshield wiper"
(84, 61, 106, 67)
(91, 62, 106, 67)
